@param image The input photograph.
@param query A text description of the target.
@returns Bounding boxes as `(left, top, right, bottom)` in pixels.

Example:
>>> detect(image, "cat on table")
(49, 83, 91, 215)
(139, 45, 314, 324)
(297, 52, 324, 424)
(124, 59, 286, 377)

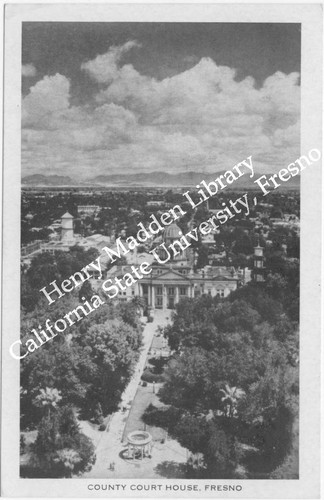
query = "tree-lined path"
(81, 310, 188, 478)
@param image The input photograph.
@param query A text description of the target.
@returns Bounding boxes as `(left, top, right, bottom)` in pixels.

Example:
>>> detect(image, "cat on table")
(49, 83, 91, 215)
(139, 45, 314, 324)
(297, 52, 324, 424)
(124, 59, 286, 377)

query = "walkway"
(81, 309, 188, 478)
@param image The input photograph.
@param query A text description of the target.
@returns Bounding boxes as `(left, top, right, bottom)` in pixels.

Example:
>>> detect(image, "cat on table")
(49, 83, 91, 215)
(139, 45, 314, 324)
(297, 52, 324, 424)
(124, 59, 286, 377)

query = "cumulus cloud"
(22, 74, 71, 129)
(22, 63, 37, 77)
(81, 40, 141, 84)
(22, 42, 300, 178)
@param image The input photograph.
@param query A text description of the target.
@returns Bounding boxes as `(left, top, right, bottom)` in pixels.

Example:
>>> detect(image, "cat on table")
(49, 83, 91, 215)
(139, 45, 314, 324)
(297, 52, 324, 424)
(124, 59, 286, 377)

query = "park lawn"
(122, 384, 166, 443)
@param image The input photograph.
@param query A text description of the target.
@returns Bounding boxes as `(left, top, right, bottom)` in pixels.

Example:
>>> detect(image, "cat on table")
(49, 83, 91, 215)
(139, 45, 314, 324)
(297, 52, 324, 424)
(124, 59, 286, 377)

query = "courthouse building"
(139, 263, 239, 309)
(106, 221, 242, 310)
(22, 212, 261, 309)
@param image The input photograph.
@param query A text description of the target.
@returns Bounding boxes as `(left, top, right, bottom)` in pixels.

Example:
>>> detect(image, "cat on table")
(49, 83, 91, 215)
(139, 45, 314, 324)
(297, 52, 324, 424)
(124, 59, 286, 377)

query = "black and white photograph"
(1, 3, 322, 498)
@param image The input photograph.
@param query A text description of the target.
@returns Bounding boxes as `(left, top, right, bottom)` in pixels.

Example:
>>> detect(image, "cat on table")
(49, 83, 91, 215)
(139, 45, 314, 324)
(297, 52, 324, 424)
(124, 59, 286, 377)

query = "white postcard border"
(1, 3, 322, 498)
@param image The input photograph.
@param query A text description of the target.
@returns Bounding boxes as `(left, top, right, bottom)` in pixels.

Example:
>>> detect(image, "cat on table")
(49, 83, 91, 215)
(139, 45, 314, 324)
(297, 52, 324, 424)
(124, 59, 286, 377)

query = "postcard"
(1, 3, 322, 498)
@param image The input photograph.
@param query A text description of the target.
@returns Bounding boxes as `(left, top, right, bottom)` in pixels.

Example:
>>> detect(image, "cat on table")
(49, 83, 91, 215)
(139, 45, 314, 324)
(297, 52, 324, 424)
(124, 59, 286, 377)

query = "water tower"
(61, 212, 74, 242)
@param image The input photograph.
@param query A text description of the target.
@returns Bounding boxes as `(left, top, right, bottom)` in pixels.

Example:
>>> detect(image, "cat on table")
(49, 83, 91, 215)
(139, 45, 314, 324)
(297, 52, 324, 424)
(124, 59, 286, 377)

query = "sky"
(22, 23, 301, 179)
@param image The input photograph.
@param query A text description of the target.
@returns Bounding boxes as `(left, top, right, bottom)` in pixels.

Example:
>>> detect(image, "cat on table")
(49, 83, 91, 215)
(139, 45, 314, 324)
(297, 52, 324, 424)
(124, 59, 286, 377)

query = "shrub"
(141, 368, 164, 383)
(94, 402, 104, 425)
(142, 404, 181, 431)
(148, 357, 168, 374)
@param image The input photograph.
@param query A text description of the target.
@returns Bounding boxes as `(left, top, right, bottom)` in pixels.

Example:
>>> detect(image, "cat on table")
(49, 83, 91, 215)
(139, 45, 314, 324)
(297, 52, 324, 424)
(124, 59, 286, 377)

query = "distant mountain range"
(22, 171, 301, 189)
(22, 174, 74, 186)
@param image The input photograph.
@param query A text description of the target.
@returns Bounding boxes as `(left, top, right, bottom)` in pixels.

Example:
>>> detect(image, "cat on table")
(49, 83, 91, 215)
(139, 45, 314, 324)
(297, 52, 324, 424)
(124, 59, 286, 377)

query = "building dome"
(164, 222, 182, 242)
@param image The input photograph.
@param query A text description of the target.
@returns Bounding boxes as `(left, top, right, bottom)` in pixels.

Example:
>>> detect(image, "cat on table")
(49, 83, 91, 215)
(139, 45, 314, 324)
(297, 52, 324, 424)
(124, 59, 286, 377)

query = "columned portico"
(141, 269, 192, 311)
(138, 265, 239, 311)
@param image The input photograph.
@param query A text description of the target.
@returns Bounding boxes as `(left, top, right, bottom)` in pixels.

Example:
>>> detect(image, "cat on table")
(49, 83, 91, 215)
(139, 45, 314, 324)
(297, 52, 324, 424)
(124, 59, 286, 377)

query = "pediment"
(155, 269, 191, 281)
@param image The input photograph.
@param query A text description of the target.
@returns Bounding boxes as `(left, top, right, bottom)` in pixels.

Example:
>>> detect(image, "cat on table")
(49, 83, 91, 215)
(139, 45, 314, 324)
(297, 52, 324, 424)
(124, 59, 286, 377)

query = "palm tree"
(33, 387, 62, 417)
(132, 296, 146, 315)
(55, 448, 81, 474)
(220, 384, 246, 418)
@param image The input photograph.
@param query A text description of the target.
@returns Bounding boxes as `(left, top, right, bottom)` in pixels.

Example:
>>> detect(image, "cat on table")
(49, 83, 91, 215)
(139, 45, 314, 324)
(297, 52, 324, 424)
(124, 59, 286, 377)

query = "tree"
(94, 402, 104, 425)
(21, 274, 39, 312)
(59, 405, 81, 437)
(78, 280, 94, 302)
(158, 286, 299, 478)
(22, 247, 100, 312)
(117, 301, 143, 330)
(20, 292, 143, 428)
(270, 416, 298, 479)
(33, 387, 62, 418)
(159, 348, 212, 412)
(21, 339, 87, 426)
(132, 296, 146, 314)
(32, 406, 95, 478)
(33, 414, 60, 459)
(196, 246, 209, 269)
(78, 319, 142, 415)
(205, 422, 240, 478)
(142, 404, 181, 431)
(232, 233, 254, 255)
(27, 252, 60, 291)
(219, 385, 246, 418)
(173, 415, 209, 455)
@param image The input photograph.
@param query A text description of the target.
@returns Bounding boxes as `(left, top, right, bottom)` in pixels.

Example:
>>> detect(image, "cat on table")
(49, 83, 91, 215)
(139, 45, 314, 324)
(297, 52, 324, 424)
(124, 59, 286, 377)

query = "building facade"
(139, 264, 239, 309)
(22, 212, 264, 310)
(105, 219, 241, 311)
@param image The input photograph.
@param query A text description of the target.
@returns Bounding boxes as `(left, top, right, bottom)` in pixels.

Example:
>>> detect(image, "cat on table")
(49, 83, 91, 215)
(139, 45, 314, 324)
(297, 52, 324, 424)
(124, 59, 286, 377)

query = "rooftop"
(61, 212, 73, 219)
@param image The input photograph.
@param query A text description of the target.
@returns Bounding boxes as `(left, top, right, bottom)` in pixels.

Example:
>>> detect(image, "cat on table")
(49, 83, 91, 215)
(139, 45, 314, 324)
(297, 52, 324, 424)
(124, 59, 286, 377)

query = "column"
(175, 286, 179, 304)
(162, 285, 167, 310)
(139, 283, 143, 297)
(152, 286, 155, 309)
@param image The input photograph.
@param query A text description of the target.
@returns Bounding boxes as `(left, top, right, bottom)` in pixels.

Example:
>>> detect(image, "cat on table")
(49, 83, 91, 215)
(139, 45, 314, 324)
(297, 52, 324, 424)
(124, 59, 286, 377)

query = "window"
(157, 286, 163, 295)
(168, 287, 174, 296)
(156, 297, 163, 307)
(180, 287, 187, 296)
(216, 289, 224, 298)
